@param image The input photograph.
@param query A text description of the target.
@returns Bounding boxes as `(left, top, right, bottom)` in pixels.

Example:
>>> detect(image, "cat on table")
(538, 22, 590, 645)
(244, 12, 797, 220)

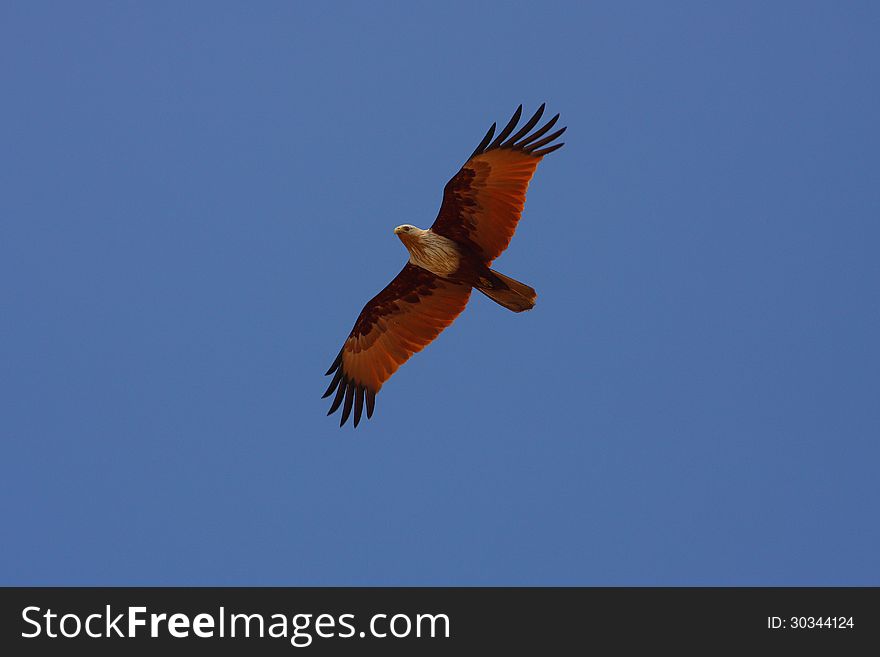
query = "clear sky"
(2, 1, 878, 585)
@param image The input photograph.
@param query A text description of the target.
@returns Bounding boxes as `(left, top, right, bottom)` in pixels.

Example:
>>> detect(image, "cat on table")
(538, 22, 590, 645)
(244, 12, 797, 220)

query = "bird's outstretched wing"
(431, 104, 565, 264)
(323, 263, 471, 427)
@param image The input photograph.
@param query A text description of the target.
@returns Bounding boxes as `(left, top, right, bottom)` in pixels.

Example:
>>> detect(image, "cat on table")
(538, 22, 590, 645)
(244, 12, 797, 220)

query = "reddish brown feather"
(431, 105, 565, 264)
(324, 263, 471, 427)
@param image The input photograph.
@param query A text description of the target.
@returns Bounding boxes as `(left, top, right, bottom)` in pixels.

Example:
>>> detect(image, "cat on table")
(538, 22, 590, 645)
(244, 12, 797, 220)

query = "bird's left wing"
(430, 104, 565, 265)
(323, 263, 471, 427)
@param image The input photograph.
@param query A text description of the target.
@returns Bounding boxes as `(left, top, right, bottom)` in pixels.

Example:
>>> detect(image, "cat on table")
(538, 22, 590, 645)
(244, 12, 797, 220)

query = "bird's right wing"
(323, 263, 472, 427)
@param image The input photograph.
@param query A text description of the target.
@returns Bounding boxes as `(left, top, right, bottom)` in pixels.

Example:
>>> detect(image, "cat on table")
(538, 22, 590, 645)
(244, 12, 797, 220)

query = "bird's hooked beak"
(393, 226, 404, 235)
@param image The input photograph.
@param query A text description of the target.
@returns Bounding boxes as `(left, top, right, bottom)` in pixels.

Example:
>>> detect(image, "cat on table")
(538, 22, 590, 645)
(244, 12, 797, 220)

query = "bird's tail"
(477, 269, 537, 312)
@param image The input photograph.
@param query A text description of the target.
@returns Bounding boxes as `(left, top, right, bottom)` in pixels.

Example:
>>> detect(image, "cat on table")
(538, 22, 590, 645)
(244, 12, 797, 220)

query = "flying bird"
(323, 104, 565, 427)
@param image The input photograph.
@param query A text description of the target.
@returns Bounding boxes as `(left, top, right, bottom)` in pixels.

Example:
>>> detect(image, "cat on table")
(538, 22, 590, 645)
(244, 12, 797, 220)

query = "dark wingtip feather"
(353, 385, 365, 428)
(321, 367, 344, 398)
(532, 142, 565, 157)
(470, 106, 564, 159)
(523, 126, 567, 154)
(516, 113, 560, 148)
(488, 105, 523, 149)
(470, 122, 496, 159)
(325, 350, 342, 376)
(502, 104, 545, 148)
(339, 382, 355, 427)
(365, 389, 375, 419)
(327, 376, 347, 415)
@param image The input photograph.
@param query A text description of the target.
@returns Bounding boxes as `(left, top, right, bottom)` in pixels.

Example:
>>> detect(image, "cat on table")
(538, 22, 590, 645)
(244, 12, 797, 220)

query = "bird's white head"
(393, 224, 421, 243)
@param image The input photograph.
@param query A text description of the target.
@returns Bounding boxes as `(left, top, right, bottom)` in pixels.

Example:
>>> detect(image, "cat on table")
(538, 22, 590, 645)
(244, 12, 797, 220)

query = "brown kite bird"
(324, 104, 565, 427)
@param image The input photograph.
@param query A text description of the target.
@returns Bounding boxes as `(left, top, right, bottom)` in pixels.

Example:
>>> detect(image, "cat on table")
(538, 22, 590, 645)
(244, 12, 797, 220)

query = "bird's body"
(324, 105, 565, 426)
(395, 225, 502, 292)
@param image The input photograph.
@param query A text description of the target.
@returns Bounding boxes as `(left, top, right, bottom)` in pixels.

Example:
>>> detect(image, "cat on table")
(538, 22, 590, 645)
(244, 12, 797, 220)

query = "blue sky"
(1, 1, 878, 585)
